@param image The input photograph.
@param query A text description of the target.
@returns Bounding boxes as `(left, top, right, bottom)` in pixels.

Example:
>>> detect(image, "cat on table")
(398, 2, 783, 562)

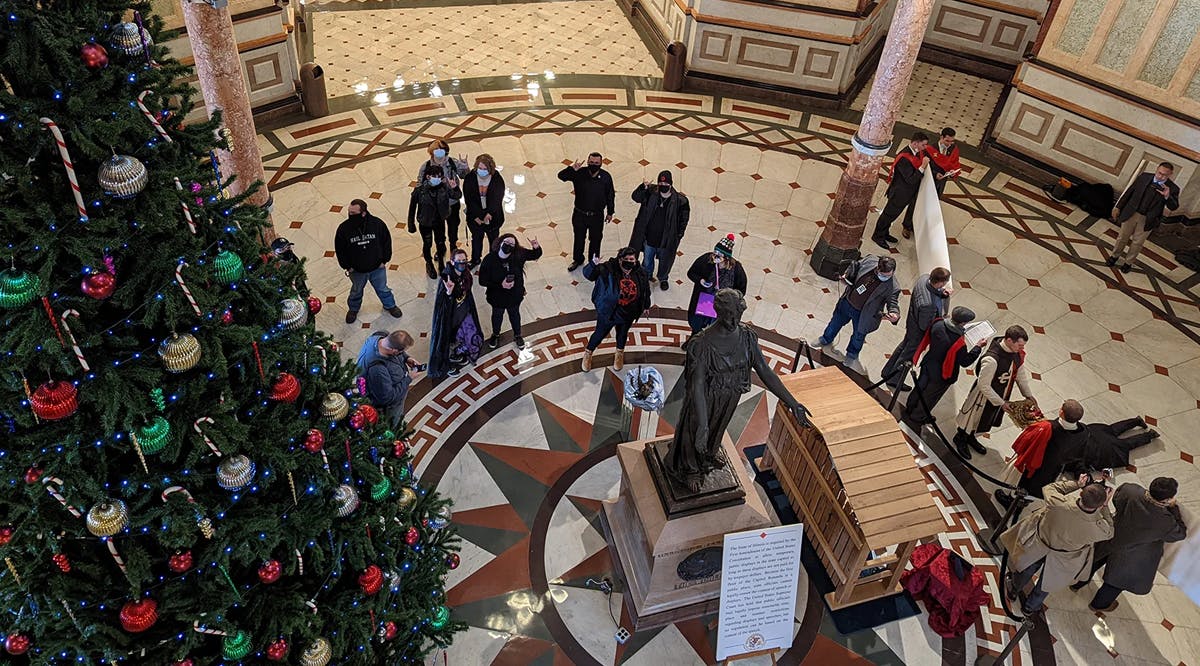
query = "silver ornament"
(279, 298, 308, 331)
(110, 22, 153, 57)
(216, 454, 256, 490)
(332, 484, 359, 517)
(427, 506, 452, 530)
(98, 154, 148, 199)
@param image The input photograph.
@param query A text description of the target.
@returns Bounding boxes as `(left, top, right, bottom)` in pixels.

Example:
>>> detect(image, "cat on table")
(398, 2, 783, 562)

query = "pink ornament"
(349, 412, 366, 430)
(194, 196, 203, 206)
(404, 526, 420, 546)
(190, 182, 202, 193)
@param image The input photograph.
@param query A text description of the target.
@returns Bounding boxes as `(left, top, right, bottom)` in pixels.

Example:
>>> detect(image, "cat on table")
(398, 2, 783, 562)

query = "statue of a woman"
(665, 288, 811, 492)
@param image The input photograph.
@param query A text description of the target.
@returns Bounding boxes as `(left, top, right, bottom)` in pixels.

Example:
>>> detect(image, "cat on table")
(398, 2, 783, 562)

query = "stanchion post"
(974, 614, 1037, 666)
(791, 339, 814, 374)
(976, 490, 1029, 556)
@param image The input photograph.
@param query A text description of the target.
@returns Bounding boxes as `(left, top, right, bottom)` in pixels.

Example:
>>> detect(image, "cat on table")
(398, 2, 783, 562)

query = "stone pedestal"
(600, 437, 775, 630)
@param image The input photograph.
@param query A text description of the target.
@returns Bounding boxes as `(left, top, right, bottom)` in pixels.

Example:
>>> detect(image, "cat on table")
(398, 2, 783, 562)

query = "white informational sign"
(715, 523, 805, 661)
(912, 167, 953, 278)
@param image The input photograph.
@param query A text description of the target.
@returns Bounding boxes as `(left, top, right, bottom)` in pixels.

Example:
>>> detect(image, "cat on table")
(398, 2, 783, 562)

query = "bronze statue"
(665, 288, 811, 492)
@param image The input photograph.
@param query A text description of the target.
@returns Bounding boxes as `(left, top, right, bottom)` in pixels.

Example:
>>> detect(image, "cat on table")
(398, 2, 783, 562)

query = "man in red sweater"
(921, 127, 961, 232)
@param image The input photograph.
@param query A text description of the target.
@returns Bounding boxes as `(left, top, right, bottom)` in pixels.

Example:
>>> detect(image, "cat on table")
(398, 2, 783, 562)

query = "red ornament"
(4, 633, 30, 655)
(303, 429, 325, 453)
(358, 564, 383, 595)
(258, 559, 282, 584)
(392, 439, 408, 458)
(446, 553, 460, 569)
(168, 550, 193, 573)
(52, 553, 71, 572)
(404, 526, 420, 547)
(119, 598, 158, 633)
(220, 309, 234, 325)
(266, 638, 289, 661)
(383, 621, 398, 640)
(30, 380, 79, 421)
(349, 412, 365, 430)
(80, 43, 109, 70)
(356, 404, 379, 425)
(306, 296, 322, 315)
(0, 526, 13, 546)
(171, 660, 194, 666)
(81, 271, 116, 299)
(269, 373, 300, 403)
(23, 465, 43, 484)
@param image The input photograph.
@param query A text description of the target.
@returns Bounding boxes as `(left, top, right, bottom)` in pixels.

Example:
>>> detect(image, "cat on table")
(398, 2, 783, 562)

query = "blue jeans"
(347, 267, 396, 312)
(819, 298, 867, 359)
(642, 244, 669, 280)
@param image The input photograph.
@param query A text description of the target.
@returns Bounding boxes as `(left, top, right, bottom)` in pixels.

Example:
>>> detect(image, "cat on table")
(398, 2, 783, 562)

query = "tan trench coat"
(999, 479, 1114, 592)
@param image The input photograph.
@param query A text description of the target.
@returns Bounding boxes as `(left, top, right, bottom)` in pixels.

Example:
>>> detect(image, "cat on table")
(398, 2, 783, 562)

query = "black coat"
(478, 246, 543, 308)
(917, 319, 981, 383)
(1094, 483, 1187, 594)
(1116, 172, 1181, 231)
(629, 186, 690, 269)
(685, 254, 747, 315)
(334, 213, 392, 273)
(407, 182, 456, 230)
(886, 147, 923, 200)
(462, 171, 506, 231)
(1017, 421, 1091, 499)
(583, 258, 651, 325)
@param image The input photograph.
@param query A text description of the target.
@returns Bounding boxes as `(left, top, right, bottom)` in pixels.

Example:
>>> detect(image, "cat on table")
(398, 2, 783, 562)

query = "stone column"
(181, 0, 275, 237)
(809, 0, 935, 278)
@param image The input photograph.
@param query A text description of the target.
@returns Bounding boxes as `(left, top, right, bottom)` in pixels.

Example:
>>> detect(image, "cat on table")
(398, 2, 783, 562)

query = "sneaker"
(568, 261, 582, 272)
(815, 337, 831, 347)
(1105, 255, 1118, 267)
(448, 366, 462, 378)
(1147, 429, 1160, 440)
(660, 280, 669, 291)
(514, 336, 526, 349)
(345, 310, 358, 324)
(388, 306, 403, 318)
(488, 335, 499, 349)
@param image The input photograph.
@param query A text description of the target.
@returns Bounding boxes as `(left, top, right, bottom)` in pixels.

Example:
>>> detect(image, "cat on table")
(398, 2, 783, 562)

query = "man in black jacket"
(1108, 162, 1181, 274)
(872, 133, 930, 250)
(904, 306, 985, 424)
(559, 152, 615, 272)
(882, 267, 951, 390)
(630, 170, 690, 291)
(334, 199, 403, 324)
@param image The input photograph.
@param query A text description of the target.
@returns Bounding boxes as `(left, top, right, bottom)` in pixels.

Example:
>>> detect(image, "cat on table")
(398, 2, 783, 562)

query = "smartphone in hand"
(414, 363, 428, 372)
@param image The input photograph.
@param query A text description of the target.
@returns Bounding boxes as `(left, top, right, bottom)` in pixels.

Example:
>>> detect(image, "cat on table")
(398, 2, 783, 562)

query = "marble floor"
(308, 0, 661, 98)
(255, 7, 1200, 664)
(851, 62, 1004, 146)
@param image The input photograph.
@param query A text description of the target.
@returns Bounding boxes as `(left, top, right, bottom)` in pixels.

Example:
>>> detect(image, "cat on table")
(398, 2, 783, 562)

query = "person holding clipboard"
(685, 234, 748, 334)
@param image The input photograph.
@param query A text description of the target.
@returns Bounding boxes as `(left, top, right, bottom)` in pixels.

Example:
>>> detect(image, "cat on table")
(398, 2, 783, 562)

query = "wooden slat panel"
(839, 457, 918, 484)
(832, 445, 914, 471)
(853, 481, 934, 508)
(862, 518, 948, 548)
(855, 494, 939, 524)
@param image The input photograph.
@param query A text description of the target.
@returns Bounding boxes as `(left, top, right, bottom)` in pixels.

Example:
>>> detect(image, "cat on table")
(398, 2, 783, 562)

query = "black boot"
(425, 261, 437, 280)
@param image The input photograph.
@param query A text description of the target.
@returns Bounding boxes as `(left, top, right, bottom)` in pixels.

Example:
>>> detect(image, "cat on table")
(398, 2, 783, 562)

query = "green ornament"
(222, 630, 252, 660)
(0, 268, 40, 309)
(382, 430, 395, 440)
(137, 416, 171, 454)
(371, 477, 392, 501)
(212, 250, 245, 283)
(150, 388, 166, 412)
(431, 605, 450, 629)
(396, 466, 410, 483)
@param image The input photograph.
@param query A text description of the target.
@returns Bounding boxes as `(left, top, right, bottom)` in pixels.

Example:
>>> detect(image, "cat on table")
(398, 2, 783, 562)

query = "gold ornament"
(332, 484, 359, 517)
(197, 515, 215, 539)
(320, 392, 349, 421)
(86, 499, 129, 537)
(216, 455, 256, 490)
(279, 298, 308, 331)
(299, 637, 331, 666)
(398, 487, 417, 509)
(159, 333, 201, 373)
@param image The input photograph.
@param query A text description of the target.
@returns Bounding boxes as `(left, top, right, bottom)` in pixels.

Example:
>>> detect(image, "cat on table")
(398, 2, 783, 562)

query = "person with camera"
(1108, 162, 1180, 274)
(1000, 472, 1115, 614)
(813, 254, 902, 371)
(1070, 477, 1187, 613)
(356, 330, 423, 427)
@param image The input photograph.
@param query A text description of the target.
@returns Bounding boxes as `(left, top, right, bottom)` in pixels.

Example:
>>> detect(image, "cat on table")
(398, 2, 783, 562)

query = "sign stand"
(722, 647, 781, 665)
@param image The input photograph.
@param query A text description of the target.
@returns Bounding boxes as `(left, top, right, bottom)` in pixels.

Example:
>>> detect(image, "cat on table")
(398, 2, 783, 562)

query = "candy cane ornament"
(162, 486, 216, 539)
(192, 417, 222, 456)
(175, 262, 202, 317)
(173, 178, 196, 234)
(42, 297, 65, 347)
(103, 537, 127, 574)
(313, 344, 327, 374)
(39, 118, 88, 221)
(42, 477, 83, 518)
(193, 621, 228, 637)
(136, 90, 172, 142)
(59, 309, 90, 372)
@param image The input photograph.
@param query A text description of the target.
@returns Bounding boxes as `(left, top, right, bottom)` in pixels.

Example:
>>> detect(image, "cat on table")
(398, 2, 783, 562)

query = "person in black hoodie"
(479, 232, 542, 349)
(408, 164, 459, 279)
(334, 199, 403, 324)
(581, 246, 651, 372)
(685, 234, 748, 333)
(462, 153, 505, 268)
(630, 170, 690, 290)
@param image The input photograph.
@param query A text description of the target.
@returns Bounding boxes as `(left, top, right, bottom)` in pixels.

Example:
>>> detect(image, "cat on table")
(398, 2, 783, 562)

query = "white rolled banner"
(911, 167, 952, 278)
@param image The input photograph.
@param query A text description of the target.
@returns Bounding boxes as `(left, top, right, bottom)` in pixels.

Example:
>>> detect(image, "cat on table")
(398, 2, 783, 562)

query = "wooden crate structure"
(765, 367, 946, 609)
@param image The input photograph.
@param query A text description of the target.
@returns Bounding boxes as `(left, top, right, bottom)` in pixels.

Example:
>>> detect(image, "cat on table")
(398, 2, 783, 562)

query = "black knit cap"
(657, 170, 673, 184)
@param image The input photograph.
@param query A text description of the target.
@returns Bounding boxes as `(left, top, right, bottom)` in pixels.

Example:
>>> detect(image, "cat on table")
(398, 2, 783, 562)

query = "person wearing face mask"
(462, 153, 506, 268)
(580, 247, 652, 372)
(418, 138, 468, 251)
(558, 151, 615, 272)
(429, 248, 484, 379)
(814, 254, 901, 369)
(334, 198, 403, 324)
(479, 233, 542, 349)
(1108, 161, 1180, 274)
(629, 170, 690, 290)
(685, 234, 748, 334)
(904, 306, 986, 425)
(407, 164, 460, 279)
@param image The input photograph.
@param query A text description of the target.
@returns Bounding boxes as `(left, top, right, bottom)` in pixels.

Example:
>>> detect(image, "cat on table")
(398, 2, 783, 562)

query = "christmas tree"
(0, 1, 461, 663)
